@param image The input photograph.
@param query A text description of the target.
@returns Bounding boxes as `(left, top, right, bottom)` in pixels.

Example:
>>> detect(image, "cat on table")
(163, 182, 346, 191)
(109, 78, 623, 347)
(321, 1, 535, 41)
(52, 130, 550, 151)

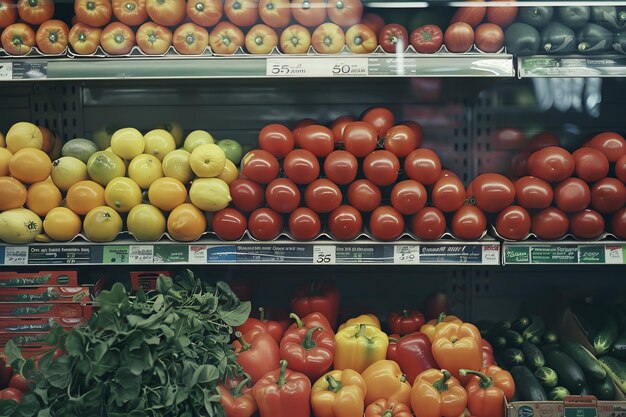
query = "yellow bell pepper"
(334, 324, 388, 373)
(420, 313, 464, 342)
(311, 369, 367, 417)
(338, 314, 381, 331)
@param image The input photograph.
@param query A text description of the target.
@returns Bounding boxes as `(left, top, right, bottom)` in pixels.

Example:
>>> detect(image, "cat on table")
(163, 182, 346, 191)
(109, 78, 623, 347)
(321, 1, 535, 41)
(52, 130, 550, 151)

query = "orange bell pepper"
(460, 366, 515, 417)
(365, 399, 412, 417)
(311, 369, 367, 417)
(361, 360, 411, 407)
(432, 322, 482, 380)
(338, 314, 381, 330)
(410, 369, 468, 417)
(420, 313, 463, 342)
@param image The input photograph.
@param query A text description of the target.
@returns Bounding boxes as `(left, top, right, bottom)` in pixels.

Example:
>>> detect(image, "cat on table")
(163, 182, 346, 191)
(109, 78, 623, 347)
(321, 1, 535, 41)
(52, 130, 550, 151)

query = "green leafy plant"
(1, 270, 251, 417)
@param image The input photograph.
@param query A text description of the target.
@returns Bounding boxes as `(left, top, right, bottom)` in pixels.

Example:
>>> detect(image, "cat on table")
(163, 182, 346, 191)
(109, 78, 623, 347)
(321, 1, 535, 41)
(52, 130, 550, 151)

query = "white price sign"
(313, 245, 336, 264)
(394, 245, 419, 264)
(482, 245, 500, 265)
(4, 246, 28, 265)
(189, 245, 209, 264)
(605, 246, 624, 264)
(266, 58, 368, 77)
(129, 245, 154, 264)
(0, 63, 12, 80)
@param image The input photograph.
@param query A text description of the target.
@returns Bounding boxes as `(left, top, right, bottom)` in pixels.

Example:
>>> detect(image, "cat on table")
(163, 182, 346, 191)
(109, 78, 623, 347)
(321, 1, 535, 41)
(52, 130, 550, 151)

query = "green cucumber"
(543, 331, 559, 345)
(487, 320, 512, 341)
(492, 336, 507, 352)
(544, 350, 586, 394)
(501, 348, 525, 368)
(580, 381, 594, 396)
(548, 386, 570, 401)
(592, 377, 616, 400)
(535, 366, 559, 389)
(598, 356, 626, 394)
(522, 341, 545, 370)
(611, 331, 626, 361)
(529, 335, 542, 345)
(561, 341, 606, 381)
(512, 366, 548, 401)
(504, 330, 524, 347)
(523, 315, 546, 341)
(512, 316, 531, 333)
(541, 344, 561, 354)
(594, 312, 618, 355)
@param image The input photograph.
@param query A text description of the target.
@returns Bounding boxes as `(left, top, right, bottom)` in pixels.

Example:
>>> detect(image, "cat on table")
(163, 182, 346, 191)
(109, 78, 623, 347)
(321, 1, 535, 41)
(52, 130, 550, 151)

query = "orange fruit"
(0, 148, 12, 176)
(0, 176, 27, 211)
(9, 148, 52, 184)
(148, 177, 188, 211)
(26, 181, 62, 216)
(167, 203, 206, 242)
(66, 180, 106, 215)
(39, 126, 55, 154)
(43, 207, 82, 242)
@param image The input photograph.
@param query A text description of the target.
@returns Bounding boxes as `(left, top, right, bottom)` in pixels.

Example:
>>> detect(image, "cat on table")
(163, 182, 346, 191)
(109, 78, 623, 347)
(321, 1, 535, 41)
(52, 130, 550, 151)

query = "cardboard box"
(0, 303, 91, 319)
(0, 287, 90, 303)
(130, 271, 171, 292)
(0, 271, 78, 287)
(0, 331, 50, 348)
(0, 316, 85, 332)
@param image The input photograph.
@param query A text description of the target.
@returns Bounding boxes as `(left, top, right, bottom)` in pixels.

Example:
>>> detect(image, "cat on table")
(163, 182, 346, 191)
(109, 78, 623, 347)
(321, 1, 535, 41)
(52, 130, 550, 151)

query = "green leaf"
(218, 301, 251, 327)
(177, 270, 196, 291)
(156, 276, 174, 295)
(192, 364, 218, 386)
(64, 332, 85, 357)
(5, 340, 24, 369)
(96, 283, 128, 313)
(111, 367, 141, 407)
(45, 356, 71, 389)
(216, 281, 240, 303)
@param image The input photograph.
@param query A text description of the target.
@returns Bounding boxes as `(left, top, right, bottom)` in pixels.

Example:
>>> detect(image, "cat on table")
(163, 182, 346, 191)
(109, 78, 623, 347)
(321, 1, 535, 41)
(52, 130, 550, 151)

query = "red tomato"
(69, 22, 101, 55)
(346, 25, 377, 54)
(511, 151, 530, 177)
(515, 176, 553, 209)
(363, 150, 400, 186)
(410, 24, 443, 54)
(591, 178, 626, 214)
(527, 146, 575, 183)
(469, 173, 515, 213)
(292, 0, 326, 27)
(100, 22, 135, 55)
(212, 208, 247, 240)
(486, 1, 518, 27)
(411, 207, 446, 240)
(343, 121, 378, 157)
(611, 208, 626, 239)
(224, 0, 259, 27)
(230, 179, 265, 213)
(8, 374, 28, 393)
(589, 132, 626, 162)
(136, 22, 172, 55)
(474, 23, 504, 53)
(572, 147, 609, 183)
(327, 0, 361, 27)
(0, 0, 17, 29)
(570, 209, 605, 239)
(444, 22, 474, 53)
(554, 178, 591, 213)
(378, 23, 408, 53)
(399, 121, 423, 148)
(245, 23, 278, 54)
(186, 0, 222, 27)
(280, 24, 311, 53)
(295, 118, 318, 128)
(527, 132, 559, 152)
(298, 125, 334, 157)
(1, 22, 35, 55)
(451, 205, 487, 240)
(370, 206, 405, 241)
(283, 149, 320, 185)
(328, 205, 362, 241)
(432, 176, 465, 213)
(532, 207, 569, 240)
(146, 0, 185, 26)
(18, 0, 53, 25)
(616, 154, 626, 184)
(451, 2, 486, 27)
(361, 107, 394, 137)
(0, 387, 22, 403)
(438, 169, 460, 181)
(361, 12, 385, 34)
(491, 128, 526, 151)
(248, 208, 284, 241)
(113, 0, 148, 26)
(74, 0, 110, 26)
(384, 125, 417, 157)
(259, 0, 290, 28)
(304, 179, 342, 213)
(265, 178, 301, 214)
(35, 20, 69, 54)
(210, 21, 245, 54)
(347, 179, 381, 212)
(288, 207, 321, 240)
(330, 116, 356, 143)
(391, 180, 427, 215)
(259, 124, 294, 158)
(496, 205, 531, 240)
(173, 22, 209, 55)
(311, 22, 345, 54)
(404, 148, 442, 185)
(323, 150, 357, 185)
(241, 149, 279, 184)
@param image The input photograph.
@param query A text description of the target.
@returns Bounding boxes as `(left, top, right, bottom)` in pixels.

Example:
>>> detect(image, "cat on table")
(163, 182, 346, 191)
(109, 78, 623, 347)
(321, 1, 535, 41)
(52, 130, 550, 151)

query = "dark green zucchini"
(541, 344, 561, 354)
(512, 316, 531, 333)
(486, 320, 511, 341)
(598, 356, 626, 394)
(611, 331, 626, 361)
(541, 22, 577, 54)
(504, 330, 524, 348)
(492, 336, 508, 352)
(519, 7, 554, 28)
(558, 6, 591, 30)
(535, 366, 559, 389)
(477, 320, 494, 338)
(543, 331, 559, 345)
(577, 23, 613, 53)
(505, 23, 541, 56)
(591, 377, 616, 400)
(501, 348, 525, 368)
(548, 386, 570, 401)
(512, 366, 548, 401)
(544, 350, 586, 394)
(561, 341, 606, 381)
(523, 315, 546, 341)
(593, 311, 619, 355)
(522, 341, 546, 370)
(580, 381, 594, 396)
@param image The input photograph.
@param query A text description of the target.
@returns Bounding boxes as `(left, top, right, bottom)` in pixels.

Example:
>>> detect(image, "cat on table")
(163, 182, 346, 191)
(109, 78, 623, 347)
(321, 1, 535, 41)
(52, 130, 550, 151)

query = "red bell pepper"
(219, 374, 257, 417)
(289, 312, 334, 335)
(387, 309, 426, 336)
(280, 326, 335, 380)
(252, 359, 311, 417)
(228, 279, 253, 301)
(236, 307, 289, 344)
(233, 330, 281, 383)
(391, 332, 438, 384)
(481, 339, 496, 367)
(290, 281, 340, 329)
(460, 366, 515, 417)
(387, 334, 401, 362)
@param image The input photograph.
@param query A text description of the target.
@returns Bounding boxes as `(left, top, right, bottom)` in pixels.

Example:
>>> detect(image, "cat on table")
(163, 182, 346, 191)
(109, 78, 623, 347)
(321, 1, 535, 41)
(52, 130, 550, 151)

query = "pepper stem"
(237, 334, 251, 351)
(325, 375, 343, 392)
(289, 313, 305, 328)
(432, 369, 451, 393)
(231, 374, 251, 397)
(277, 360, 288, 386)
(355, 324, 367, 338)
(389, 337, 399, 343)
(259, 307, 266, 322)
(302, 327, 321, 350)
(437, 312, 446, 324)
(382, 411, 393, 417)
(402, 309, 410, 318)
(459, 369, 494, 390)
(401, 373, 407, 383)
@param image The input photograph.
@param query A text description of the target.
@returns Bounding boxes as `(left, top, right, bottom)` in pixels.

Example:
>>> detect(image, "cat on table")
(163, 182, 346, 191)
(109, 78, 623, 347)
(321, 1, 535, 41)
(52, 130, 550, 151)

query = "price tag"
(605, 245, 625, 264)
(313, 245, 336, 264)
(129, 245, 154, 264)
(482, 245, 500, 265)
(330, 59, 368, 77)
(266, 58, 368, 77)
(394, 245, 419, 264)
(189, 245, 209, 264)
(4, 246, 28, 265)
(0, 63, 12, 80)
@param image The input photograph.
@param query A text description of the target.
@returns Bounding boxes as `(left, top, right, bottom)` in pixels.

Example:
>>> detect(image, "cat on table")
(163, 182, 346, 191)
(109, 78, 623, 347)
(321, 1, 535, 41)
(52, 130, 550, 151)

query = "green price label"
(579, 246, 605, 263)
(154, 245, 188, 263)
(530, 246, 578, 263)
(564, 407, 597, 417)
(103, 246, 129, 264)
(505, 247, 530, 264)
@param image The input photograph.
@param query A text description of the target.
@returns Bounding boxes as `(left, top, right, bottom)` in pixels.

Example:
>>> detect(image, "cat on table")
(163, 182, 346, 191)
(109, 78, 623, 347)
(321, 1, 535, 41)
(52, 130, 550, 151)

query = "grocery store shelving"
(517, 55, 626, 78)
(502, 241, 626, 265)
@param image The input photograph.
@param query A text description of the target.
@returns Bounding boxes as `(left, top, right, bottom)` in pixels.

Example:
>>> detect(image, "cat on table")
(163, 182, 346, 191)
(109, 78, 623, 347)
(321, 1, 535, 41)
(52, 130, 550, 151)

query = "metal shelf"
(502, 241, 626, 265)
(518, 55, 626, 78)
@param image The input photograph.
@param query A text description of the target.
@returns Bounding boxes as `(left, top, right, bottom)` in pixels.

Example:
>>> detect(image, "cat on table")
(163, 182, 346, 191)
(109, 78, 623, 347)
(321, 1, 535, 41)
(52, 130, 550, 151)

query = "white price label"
(189, 245, 209, 264)
(0, 63, 12, 80)
(482, 245, 500, 265)
(313, 245, 336, 264)
(129, 245, 154, 264)
(266, 58, 368, 77)
(394, 245, 419, 264)
(605, 246, 624, 264)
(4, 246, 28, 265)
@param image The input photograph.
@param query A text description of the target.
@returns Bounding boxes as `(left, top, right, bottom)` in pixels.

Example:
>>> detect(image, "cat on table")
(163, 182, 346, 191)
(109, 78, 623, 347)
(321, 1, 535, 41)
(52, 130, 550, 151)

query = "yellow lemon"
(43, 207, 82, 242)
(0, 148, 12, 176)
(217, 159, 238, 184)
(111, 127, 145, 160)
(162, 149, 193, 183)
(87, 150, 126, 186)
(51, 156, 89, 192)
(0, 208, 42, 244)
(6, 122, 43, 153)
(127, 204, 166, 241)
(105, 177, 143, 212)
(159, 121, 184, 148)
(190, 144, 226, 178)
(183, 130, 214, 152)
(189, 178, 231, 212)
(144, 129, 176, 161)
(128, 153, 163, 189)
(83, 206, 123, 242)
